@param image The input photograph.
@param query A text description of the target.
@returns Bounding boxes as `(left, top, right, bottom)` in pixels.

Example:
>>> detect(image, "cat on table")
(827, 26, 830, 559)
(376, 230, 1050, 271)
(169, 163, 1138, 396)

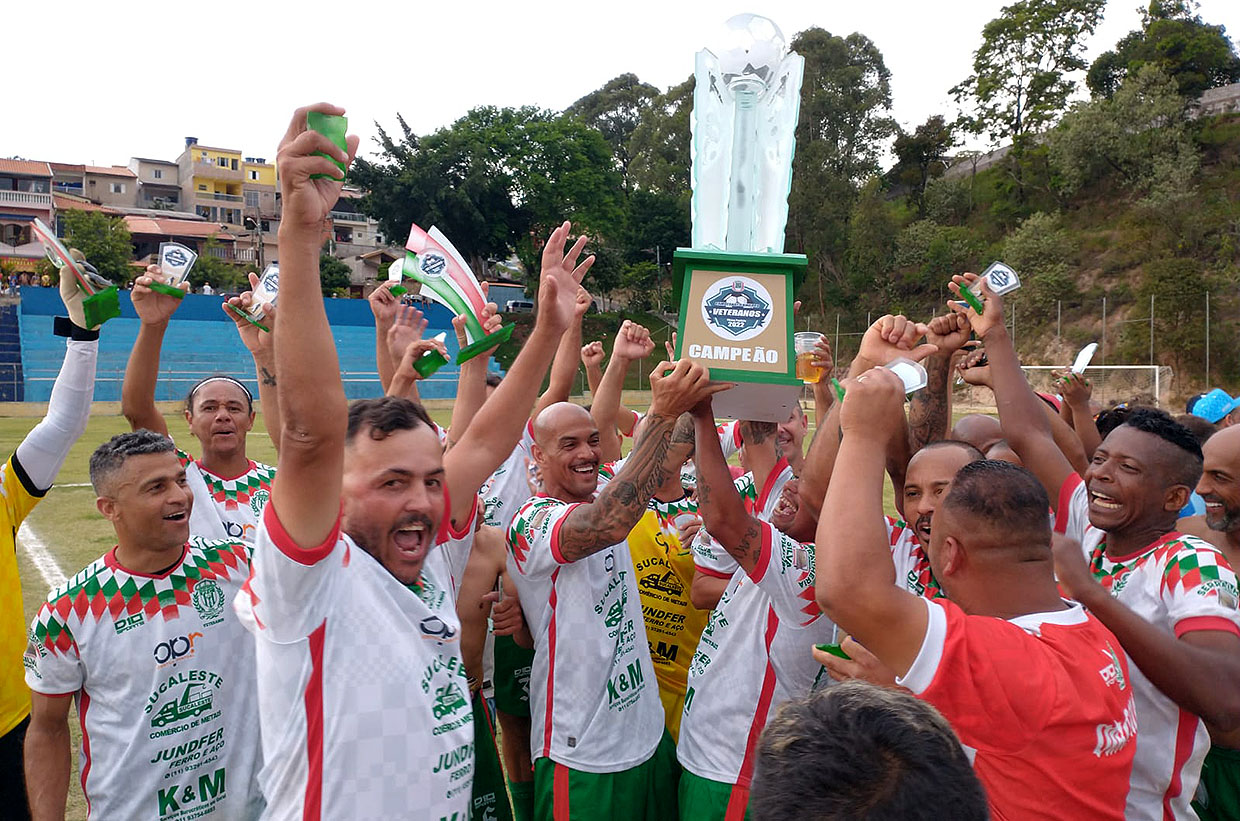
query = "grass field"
(7, 403, 905, 819)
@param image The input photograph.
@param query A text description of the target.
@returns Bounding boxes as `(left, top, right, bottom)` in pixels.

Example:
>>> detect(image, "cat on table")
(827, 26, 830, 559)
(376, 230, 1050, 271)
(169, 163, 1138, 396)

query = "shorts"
(472, 690, 514, 821)
(677, 769, 749, 821)
(494, 634, 534, 718)
(533, 731, 679, 821)
(1195, 745, 1240, 821)
(0, 717, 30, 821)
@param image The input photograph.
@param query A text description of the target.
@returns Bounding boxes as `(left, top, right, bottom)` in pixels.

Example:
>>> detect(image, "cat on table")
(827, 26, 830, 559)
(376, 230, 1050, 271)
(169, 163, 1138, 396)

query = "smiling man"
(23, 431, 262, 820)
(234, 104, 596, 820)
(959, 273, 1240, 820)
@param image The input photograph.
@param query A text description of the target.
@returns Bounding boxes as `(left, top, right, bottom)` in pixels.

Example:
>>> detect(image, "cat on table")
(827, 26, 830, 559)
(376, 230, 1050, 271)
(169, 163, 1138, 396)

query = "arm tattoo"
(907, 356, 949, 451)
(556, 413, 678, 562)
(260, 366, 277, 386)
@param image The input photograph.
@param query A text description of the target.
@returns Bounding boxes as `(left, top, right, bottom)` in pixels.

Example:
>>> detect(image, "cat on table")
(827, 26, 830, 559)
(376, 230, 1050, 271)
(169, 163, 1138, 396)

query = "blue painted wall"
(16, 288, 485, 402)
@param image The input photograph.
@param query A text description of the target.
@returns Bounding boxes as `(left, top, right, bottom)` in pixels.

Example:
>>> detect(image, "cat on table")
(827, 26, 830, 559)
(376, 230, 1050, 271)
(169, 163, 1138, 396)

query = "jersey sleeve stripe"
(542, 569, 560, 759)
(895, 598, 949, 694)
(548, 504, 583, 565)
(1173, 615, 1240, 639)
(1164, 707, 1199, 818)
(749, 521, 774, 583)
(755, 459, 790, 513)
(735, 608, 780, 789)
(444, 492, 479, 541)
(303, 620, 327, 820)
(78, 690, 93, 817)
(9, 452, 48, 498)
(1054, 473, 1083, 534)
(263, 501, 340, 566)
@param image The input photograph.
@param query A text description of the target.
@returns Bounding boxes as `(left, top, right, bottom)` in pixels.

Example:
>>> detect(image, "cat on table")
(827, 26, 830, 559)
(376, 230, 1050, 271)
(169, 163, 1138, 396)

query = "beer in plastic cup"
(794, 332, 825, 384)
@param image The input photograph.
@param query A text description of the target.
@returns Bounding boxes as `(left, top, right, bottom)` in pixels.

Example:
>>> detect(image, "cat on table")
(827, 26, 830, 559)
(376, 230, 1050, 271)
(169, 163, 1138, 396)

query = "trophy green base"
(147, 281, 186, 299)
(455, 323, 515, 364)
(225, 303, 271, 333)
(82, 287, 121, 328)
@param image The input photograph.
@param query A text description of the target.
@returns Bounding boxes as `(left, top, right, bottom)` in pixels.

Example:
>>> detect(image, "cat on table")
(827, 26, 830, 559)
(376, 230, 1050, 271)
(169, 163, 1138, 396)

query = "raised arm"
(591, 321, 653, 463)
(691, 399, 764, 572)
(908, 313, 971, 452)
(814, 367, 930, 677)
(224, 274, 282, 452)
(807, 334, 835, 429)
(948, 276, 1075, 505)
(14, 272, 100, 492)
(368, 281, 401, 392)
(443, 223, 594, 527)
(121, 265, 188, 436)
(445, 306, 504, 448)
(1057, 371, 1102, 459)
(531, 285, 591, 422)
(383, 304, 429, 403)
(269, 103, 359, 548)
(554, 361, 727, 561)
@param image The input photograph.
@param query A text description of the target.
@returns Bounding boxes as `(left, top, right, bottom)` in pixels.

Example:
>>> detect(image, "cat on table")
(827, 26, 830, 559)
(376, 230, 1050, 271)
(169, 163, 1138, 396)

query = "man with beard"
(815, 367, 1136, 820)
(233, 103, 594, 819)
(956, 273, 1240, 820)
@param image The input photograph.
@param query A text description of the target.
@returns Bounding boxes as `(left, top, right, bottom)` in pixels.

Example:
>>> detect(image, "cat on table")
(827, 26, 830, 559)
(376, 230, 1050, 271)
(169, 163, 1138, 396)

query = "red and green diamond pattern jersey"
(1055, 472, 1240, 821)
(177, 448, 274, 544)
(23, 538, 262, 821)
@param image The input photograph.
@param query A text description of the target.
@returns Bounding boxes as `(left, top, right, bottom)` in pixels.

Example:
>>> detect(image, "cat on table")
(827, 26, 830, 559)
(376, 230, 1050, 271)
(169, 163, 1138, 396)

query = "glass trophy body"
(226, 264, 278, 332)
(674, 14, 807, 422)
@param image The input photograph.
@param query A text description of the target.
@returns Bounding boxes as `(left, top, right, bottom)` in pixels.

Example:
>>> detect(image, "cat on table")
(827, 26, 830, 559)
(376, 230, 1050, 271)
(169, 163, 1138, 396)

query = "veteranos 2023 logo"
(701, 277, 773, 342)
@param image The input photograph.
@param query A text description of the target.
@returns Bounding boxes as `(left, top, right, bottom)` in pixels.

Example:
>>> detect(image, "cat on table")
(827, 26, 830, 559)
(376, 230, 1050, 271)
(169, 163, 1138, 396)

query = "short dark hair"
(485, 373, 502, 389)
(347, 396, 434, 443)
(751, 682, 987, 821)
(1094, 404, 1135, 438)
(1118, 407, 1203, 488)
(916, 439, 986, 462)
(89, 430, 176, 494)
(184, 375, 253, 415)
(1175, 413, 1218, 447)
(944, 459, 1051, 541)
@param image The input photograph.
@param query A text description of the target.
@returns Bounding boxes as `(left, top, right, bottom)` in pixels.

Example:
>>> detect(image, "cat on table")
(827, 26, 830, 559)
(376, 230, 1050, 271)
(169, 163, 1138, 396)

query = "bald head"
(533, 402, 595, 446)
(1200, 426, 1240, 535)
(950, 415, 1004, 454)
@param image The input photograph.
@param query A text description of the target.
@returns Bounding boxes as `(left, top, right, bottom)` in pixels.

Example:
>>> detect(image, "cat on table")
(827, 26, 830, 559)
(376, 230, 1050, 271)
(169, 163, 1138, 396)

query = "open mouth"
(1089, 490, 1123, 511)
(915, 515, 932, 543)
(570, 461, 597, 477)
(164, 510, 188, 522)
(393, 521, 430, 558)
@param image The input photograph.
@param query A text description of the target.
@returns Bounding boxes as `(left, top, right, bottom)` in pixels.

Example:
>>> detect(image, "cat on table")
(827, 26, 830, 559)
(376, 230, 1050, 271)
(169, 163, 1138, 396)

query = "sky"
(7, 0, 1237, 169)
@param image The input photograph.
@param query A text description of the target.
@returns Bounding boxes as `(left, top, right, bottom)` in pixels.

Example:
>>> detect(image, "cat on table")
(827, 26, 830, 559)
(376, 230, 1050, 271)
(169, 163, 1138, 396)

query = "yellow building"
(177, 138, 245, 226)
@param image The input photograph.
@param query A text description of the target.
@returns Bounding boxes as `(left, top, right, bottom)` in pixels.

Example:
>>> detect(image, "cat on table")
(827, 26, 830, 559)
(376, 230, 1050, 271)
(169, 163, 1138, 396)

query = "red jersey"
(899, 598, 1137, 820)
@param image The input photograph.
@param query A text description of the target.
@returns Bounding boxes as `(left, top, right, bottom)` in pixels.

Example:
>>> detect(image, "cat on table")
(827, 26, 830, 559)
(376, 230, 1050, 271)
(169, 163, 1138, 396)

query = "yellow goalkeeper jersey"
(0, 454, 45, 735)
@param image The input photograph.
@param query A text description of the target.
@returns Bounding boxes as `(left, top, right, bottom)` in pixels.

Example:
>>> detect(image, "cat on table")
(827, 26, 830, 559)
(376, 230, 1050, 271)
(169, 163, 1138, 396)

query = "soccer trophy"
(225, 263, 278, 333)
(150, 242, 198, 298)
(392, 223, 514, 364)
(673, 14, 808, 422)
(31, 218, 121, 328)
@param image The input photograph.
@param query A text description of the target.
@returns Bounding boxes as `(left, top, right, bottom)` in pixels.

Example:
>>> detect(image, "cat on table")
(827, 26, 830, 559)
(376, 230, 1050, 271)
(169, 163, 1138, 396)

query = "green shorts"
(533, 731, 679, 821)
(677, 769, 750, 821)
(494, 634, 535, 718)
(472, 689, 514, 821)
(1195, 745, 1240, 821)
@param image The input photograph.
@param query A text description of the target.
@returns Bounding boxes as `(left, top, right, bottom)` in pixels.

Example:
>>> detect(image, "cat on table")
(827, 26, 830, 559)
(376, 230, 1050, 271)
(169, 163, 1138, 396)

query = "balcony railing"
(196, 192, 243, 203)
(206, 245, 257, 263)
(0, 190, 53, 208)
(329, 210, 367, 223)
(189, 161, 242, 181)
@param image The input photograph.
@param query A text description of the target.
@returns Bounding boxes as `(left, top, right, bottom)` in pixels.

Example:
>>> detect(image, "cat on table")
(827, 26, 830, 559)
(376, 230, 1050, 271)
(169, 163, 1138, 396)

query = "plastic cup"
(794, 332, 825, 384)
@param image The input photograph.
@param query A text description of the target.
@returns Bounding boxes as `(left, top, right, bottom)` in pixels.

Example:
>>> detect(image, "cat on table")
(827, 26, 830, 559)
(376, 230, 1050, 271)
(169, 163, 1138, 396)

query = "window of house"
(110, 183, 126, 194)
(201, 152, 208, 161)
(244, 191, 259, 209)
(153, 169, 163, 179)
(198, 184, 207, 191)
(248, 170, 258, 181)
(231, 159, 238, 171)
(217, 157, 228, 167)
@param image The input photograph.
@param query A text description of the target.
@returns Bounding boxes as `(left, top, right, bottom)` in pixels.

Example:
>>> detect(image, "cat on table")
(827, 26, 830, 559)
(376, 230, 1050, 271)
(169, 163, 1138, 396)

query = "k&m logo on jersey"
(191, 580, 227, 627)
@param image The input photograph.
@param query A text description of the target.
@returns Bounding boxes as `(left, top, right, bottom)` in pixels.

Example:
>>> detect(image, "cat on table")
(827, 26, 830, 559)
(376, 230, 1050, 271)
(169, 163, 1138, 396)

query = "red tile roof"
(53, 194, 116, 213)
(0, 159, 52, 177)
(123, 216, 235, 240)
(84, 165, 136, 178)
(48, 162, 85, 174)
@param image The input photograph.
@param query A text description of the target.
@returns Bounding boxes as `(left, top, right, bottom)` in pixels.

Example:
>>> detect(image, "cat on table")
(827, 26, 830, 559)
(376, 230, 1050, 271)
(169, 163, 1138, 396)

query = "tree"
(1049, 65, 1199, 198)
(951, 0, 1105, 147)
(319, 254, 352, 296)
(189, 236, 246, 292)
(629, 77, 694, 197)
(845, 178, 898, 292)
(567, 74, 660, 191)
(62, 210, 132, 282)
(784, 28, 897, 310)
(1087, 1, 1240, 100)
(891, 116, 957, 216)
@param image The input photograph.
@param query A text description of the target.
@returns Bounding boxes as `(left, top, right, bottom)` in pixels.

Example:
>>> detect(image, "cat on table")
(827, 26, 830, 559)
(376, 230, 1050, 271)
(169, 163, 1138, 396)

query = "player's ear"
(1163, 484, 1190, 513)
(940, 536, 965, 577)
(96, 495, 118, 522)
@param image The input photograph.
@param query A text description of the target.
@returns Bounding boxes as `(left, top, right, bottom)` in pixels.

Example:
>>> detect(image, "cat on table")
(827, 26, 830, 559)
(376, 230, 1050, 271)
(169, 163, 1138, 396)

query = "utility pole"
(1149, 294, 1154, 365)
(1206, 291, 1211, 382)
(1101, 297, 1107, 367)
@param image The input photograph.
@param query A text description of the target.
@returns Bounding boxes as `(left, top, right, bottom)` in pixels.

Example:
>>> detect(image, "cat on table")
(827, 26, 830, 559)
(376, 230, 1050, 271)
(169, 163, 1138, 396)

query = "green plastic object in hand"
(960, 288, 985, 315)
(815, 642, 852, 661)
(307, 112, 348, 181)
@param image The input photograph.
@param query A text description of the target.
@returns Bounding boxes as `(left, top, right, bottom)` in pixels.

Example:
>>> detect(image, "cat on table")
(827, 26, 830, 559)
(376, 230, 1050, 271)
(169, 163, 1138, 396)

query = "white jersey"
(507, 495, 664, 773)
(234, 502, 477, 821)
(886, 517, 944, 599)
(178, 449, 275, 544)
(678, 521, 831, 787)
(24, 539, 262, 821)
(481, 421, 535, 533)
(692, 460, 793, 581)
(1056, 473, 1240, 820)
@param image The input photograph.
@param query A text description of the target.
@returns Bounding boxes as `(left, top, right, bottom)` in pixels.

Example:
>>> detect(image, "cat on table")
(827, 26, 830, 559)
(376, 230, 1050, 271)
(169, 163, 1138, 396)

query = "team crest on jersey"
(191, 580, 227, 627)
(1098, 643, 1127, 691)
(249, 488, 270, 518)
(419, 615, 458, 645)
